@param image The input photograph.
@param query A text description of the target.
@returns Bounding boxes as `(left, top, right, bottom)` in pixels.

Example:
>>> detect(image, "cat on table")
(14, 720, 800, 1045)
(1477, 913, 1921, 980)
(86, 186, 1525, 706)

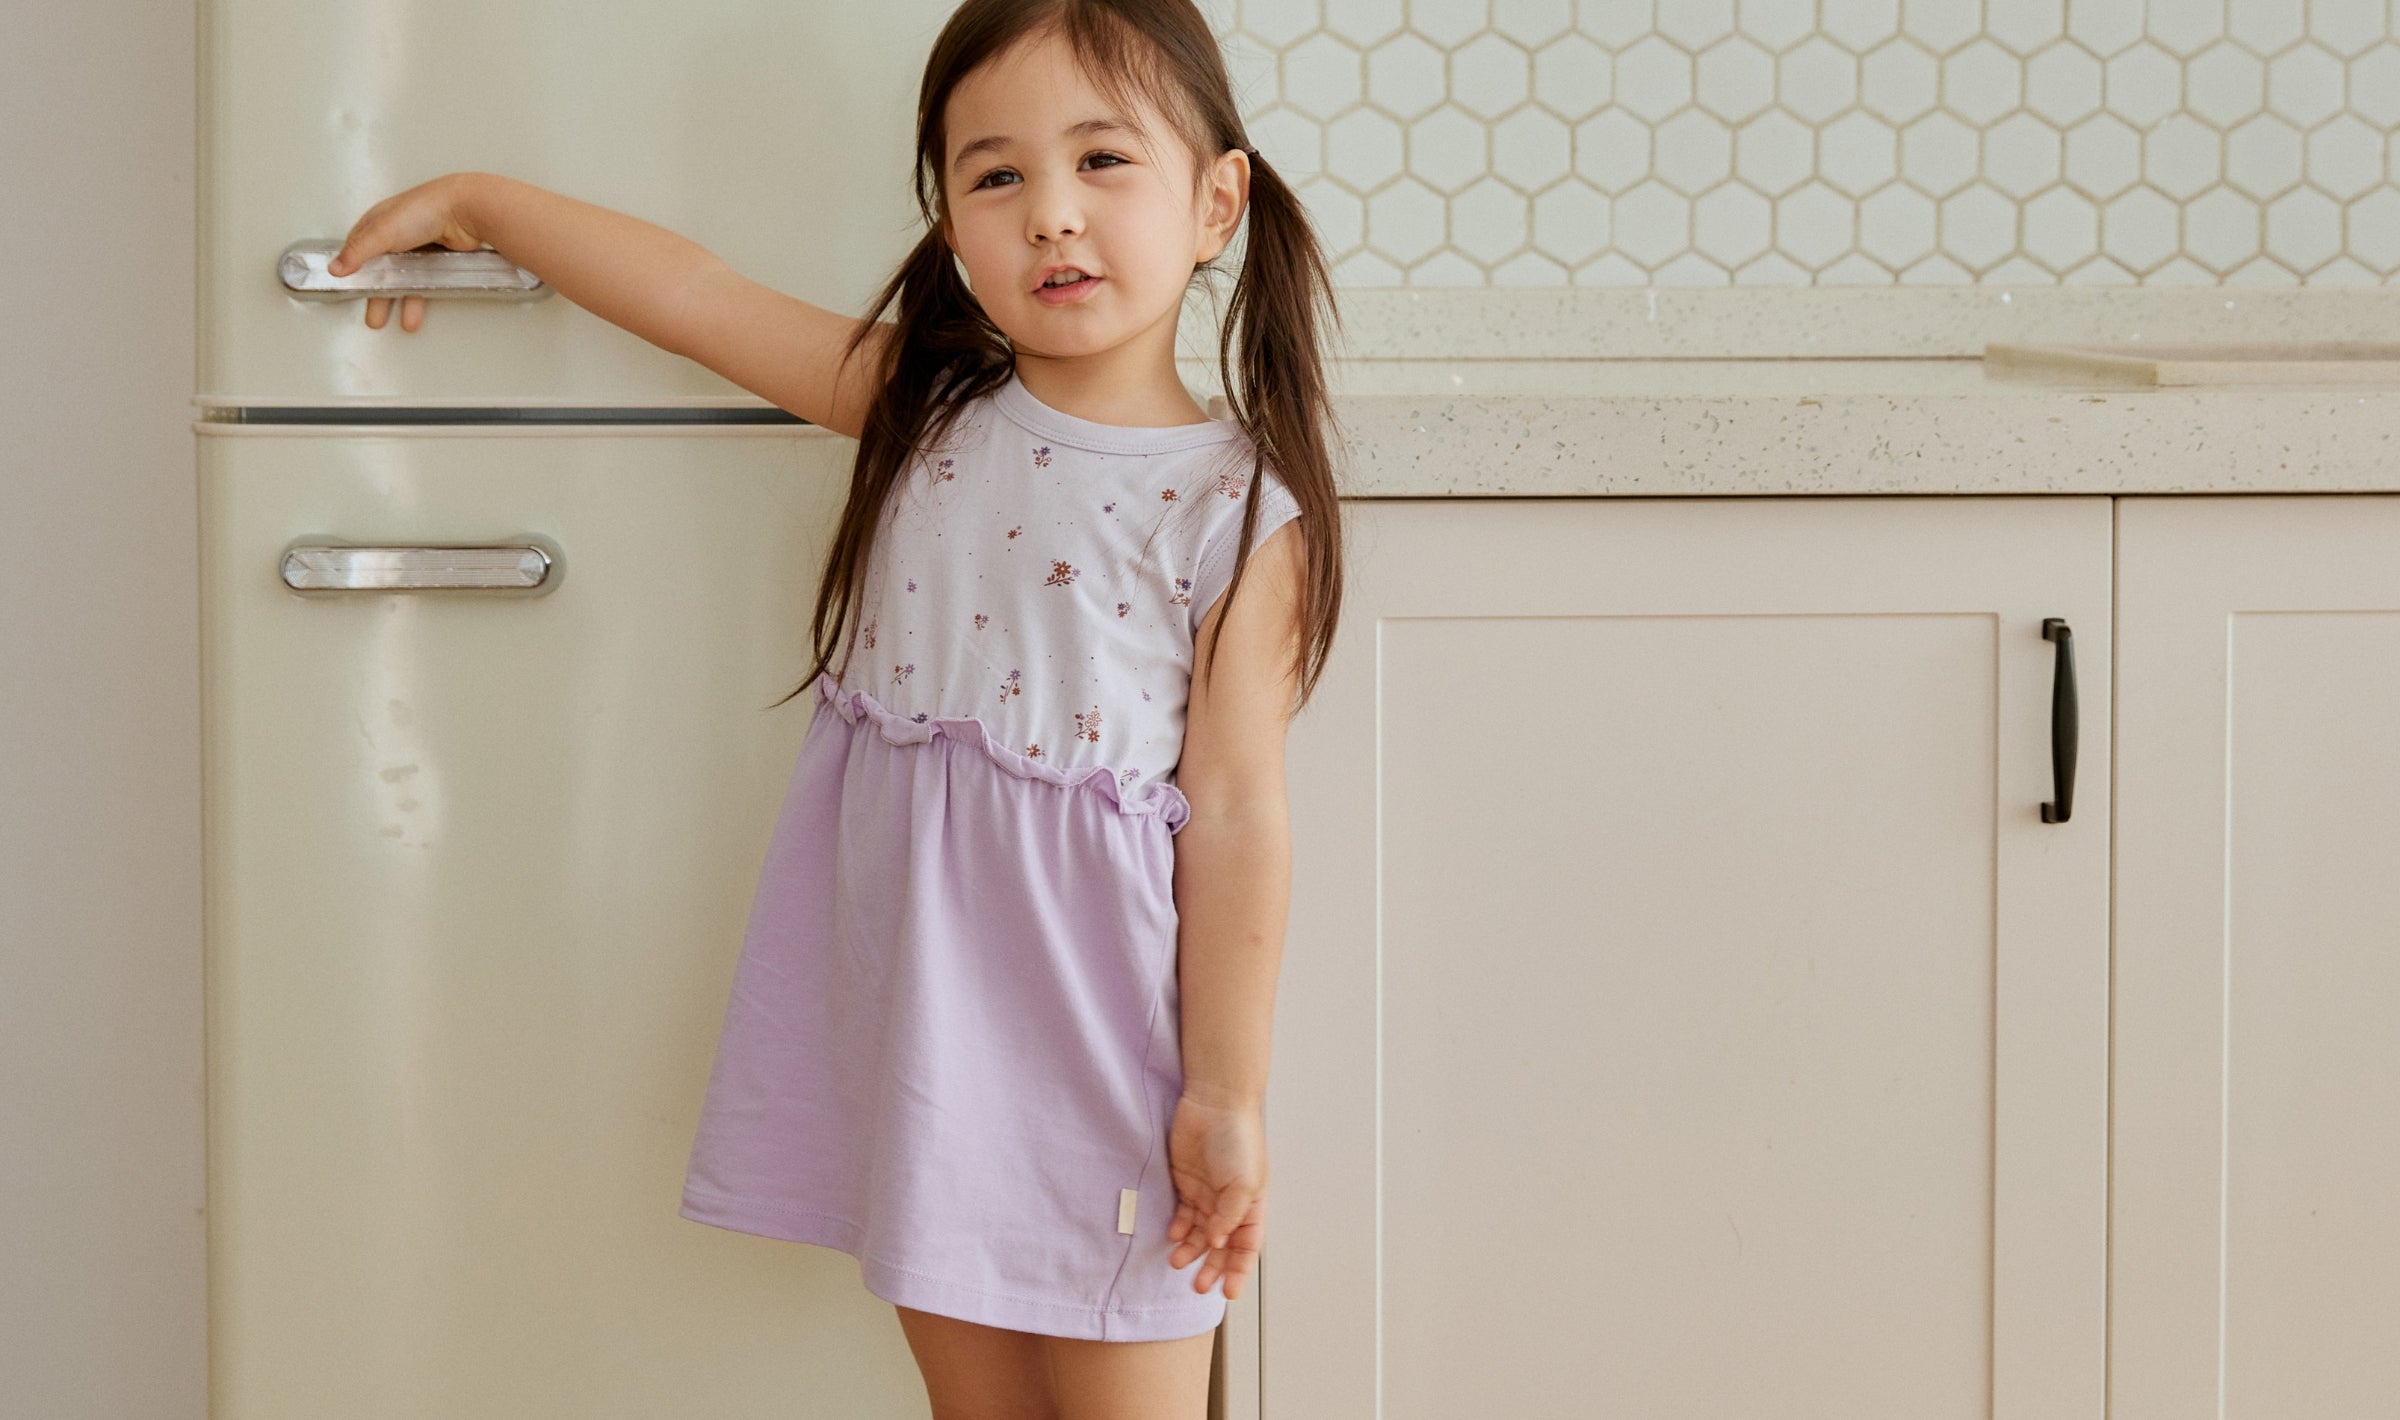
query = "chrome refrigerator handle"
(281, 544, 555, 591)
(278, 240, 551, 301)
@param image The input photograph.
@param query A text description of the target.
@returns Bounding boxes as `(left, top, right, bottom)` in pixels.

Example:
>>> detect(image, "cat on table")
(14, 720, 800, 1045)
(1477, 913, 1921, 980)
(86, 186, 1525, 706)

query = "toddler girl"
(329, 0, 1342, 1409)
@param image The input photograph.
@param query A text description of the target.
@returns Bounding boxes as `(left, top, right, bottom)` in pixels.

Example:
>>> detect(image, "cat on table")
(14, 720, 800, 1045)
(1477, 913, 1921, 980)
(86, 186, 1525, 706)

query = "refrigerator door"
(200, 0, 939, 404)
(198, 425, 928, 1415)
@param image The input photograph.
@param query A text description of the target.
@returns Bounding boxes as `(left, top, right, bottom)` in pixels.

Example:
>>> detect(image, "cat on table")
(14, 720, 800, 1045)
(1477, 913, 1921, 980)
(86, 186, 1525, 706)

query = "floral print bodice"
(835, 370, 1303, 802)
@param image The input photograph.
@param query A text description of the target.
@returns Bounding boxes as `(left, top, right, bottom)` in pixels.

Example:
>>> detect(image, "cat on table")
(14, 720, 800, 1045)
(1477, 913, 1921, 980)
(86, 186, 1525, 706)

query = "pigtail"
(767, 200, 1013, 710)
(1201, 142, 1348, 712)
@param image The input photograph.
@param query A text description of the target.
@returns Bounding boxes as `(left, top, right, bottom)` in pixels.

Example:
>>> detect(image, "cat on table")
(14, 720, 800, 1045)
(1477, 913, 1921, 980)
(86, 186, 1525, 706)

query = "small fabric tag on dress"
(1117, 1188, 1138, 1235)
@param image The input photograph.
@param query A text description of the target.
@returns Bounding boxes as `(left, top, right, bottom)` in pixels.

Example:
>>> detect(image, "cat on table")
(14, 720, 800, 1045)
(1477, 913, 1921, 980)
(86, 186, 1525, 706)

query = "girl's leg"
(1043, 1326, 1215, 1420)
(893, 1305, 1058, 1420)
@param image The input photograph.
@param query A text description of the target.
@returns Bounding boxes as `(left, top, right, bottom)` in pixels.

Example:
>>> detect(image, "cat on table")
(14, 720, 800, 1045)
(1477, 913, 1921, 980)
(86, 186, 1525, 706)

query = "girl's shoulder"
(1181, 447, 1304, 636)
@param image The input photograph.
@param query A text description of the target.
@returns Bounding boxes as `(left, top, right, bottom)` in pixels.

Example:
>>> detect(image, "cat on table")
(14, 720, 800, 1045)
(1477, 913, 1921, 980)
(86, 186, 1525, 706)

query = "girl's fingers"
(1197, 1247, 1254, 1296)
(1185, 1224, 1262, 1293)
(1169, 1222, 1202, 1265)
(360, 294, 428, 332)
(1206, 1190, 1251, 1247)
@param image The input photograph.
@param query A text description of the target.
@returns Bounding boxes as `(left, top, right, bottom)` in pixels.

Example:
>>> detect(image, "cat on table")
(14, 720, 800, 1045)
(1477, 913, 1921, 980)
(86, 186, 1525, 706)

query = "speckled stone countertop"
(1185, 287, 2400, 498)
(197, 286, 2400, 495)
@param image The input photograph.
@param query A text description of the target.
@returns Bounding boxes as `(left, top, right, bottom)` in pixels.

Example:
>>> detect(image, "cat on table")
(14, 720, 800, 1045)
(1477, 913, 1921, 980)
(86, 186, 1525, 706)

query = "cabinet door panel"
(1266, 496, 2111, 1419)
(2114, 494, 2400, 1420)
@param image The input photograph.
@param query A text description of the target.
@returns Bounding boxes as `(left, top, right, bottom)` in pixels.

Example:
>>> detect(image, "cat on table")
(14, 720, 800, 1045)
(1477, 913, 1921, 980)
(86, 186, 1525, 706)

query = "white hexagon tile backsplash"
(1203, 0, 2400, 285)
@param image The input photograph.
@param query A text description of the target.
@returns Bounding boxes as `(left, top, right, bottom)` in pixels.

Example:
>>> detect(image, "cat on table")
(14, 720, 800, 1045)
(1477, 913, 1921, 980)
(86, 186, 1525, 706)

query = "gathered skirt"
(678, 672, 1227, 1342)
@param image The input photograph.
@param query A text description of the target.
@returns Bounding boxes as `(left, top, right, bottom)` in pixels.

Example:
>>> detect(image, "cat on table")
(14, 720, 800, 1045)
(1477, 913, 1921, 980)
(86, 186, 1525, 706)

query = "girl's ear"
(1198, 149, 1250, 263)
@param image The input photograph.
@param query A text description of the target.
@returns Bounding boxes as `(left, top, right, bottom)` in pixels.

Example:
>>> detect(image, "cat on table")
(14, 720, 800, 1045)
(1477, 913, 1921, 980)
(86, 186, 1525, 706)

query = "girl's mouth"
(1035, 274, 1101, 305)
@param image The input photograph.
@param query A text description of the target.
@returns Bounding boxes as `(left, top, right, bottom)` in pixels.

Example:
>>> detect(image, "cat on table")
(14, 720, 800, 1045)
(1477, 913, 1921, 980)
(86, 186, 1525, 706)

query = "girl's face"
(939, 29, 1246, 366)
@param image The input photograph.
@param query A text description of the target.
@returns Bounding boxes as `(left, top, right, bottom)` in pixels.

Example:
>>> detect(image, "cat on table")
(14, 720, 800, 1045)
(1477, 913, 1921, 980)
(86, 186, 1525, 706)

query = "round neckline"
(993, 369, 1241, 455)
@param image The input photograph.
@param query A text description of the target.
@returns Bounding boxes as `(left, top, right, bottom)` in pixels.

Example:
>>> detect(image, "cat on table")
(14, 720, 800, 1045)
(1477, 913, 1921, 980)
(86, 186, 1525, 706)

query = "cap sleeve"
(1187, 464, 1303, 637)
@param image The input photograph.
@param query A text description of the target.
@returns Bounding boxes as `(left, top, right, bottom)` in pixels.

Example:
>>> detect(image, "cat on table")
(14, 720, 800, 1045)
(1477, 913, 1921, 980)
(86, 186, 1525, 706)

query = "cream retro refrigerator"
(192, 0, 1075, 1413)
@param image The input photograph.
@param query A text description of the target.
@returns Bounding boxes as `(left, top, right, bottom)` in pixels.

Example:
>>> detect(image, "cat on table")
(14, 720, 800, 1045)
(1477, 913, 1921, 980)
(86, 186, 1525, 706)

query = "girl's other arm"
(331, 172, 892, 440)
(1162, 519, 1308, 1299)
(1172, 517, 1308, 1109)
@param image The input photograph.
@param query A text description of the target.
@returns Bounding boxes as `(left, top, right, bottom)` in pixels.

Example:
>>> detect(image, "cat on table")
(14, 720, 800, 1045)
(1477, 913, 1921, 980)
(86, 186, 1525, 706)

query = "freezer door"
(199, 427, 926, 1414)
(200, 0, 930, 403)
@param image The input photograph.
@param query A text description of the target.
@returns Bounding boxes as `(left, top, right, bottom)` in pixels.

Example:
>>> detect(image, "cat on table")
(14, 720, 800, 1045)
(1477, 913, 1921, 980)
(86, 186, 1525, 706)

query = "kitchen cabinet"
(1263, 494, 2113, 1418)
(2110, 495, 2400, 1420)
(1253, 492, 2400, 1419)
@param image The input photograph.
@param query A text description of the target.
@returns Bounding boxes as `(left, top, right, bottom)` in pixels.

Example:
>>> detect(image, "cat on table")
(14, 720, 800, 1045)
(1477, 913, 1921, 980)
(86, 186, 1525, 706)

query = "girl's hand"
(324, 174, 488, 334)
(1164, 1091, 1267, 1300)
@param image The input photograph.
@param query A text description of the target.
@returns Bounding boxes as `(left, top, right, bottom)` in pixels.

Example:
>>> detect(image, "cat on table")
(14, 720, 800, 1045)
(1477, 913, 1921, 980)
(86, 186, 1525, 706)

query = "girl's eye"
(971, 152, 1128, 190)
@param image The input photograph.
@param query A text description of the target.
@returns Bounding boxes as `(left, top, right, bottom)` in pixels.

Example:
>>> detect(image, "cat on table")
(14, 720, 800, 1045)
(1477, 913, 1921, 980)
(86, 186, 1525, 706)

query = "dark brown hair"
(770, 0, 1345, 716)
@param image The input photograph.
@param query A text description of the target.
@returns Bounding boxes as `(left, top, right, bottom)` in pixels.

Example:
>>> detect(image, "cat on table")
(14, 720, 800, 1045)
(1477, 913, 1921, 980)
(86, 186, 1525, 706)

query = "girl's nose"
(1027, 179, 1085, 242)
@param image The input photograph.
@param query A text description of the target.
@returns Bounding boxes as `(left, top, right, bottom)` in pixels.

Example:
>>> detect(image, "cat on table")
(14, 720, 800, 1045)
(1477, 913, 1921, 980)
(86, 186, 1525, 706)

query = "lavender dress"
(678, 372, 1303, 1342)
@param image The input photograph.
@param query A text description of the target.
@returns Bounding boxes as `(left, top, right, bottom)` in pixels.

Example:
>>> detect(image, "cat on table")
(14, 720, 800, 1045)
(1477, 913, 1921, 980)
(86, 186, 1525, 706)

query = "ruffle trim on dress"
(815, 673, 1192, 833)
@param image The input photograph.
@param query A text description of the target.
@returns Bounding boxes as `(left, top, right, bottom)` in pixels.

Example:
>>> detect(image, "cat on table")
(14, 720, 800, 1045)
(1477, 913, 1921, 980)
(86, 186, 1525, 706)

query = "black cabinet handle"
(2041, 617, 2077, 824)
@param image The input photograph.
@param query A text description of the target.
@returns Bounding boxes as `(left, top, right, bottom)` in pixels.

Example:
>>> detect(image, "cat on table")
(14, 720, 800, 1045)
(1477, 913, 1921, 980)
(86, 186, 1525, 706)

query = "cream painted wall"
(0, 1, 206, 1417)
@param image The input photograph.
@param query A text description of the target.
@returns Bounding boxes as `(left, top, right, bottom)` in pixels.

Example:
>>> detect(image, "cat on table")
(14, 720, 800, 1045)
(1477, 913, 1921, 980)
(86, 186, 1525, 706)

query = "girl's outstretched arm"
(462, 172, 896, 439)
(332, 171, 893, 439)
(660, 259, 895, 442)
(1163, 518, 1307, 1301)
